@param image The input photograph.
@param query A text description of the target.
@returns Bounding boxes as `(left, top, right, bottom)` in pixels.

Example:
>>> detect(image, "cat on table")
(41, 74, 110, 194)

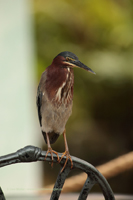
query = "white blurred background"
(0, 0, 42, 195)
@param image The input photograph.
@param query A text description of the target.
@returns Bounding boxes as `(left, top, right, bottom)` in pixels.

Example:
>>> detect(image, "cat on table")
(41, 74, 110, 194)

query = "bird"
(36, 51, 95, 172)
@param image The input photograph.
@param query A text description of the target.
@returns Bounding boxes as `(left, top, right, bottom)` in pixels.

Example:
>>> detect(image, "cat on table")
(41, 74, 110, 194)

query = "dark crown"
(56, 51, 78, 60)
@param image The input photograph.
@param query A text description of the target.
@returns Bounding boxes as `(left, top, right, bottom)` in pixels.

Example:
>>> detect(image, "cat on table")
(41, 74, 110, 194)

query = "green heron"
(36, 51, 95, 172)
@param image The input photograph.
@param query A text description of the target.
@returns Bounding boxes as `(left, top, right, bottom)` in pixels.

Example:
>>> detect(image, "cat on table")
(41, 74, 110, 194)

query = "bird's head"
(46, 51, 95, 104)
(52, 51, 96, 74)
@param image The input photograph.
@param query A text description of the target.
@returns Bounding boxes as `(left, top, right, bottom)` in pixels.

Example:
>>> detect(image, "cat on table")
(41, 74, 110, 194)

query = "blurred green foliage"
(33, 0, 133, 194)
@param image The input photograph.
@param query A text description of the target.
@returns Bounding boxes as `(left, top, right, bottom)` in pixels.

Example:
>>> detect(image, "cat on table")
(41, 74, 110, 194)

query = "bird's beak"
(64, 60, 96, 74)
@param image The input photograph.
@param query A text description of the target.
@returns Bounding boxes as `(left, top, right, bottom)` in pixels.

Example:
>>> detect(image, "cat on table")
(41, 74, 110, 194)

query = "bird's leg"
(44, 132, 60, 167)
(59, 129, 73, 173)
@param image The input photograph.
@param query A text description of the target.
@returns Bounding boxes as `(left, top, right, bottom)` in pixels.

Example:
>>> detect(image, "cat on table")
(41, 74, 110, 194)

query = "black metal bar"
(0, 187, 6, 200)
(78, 175, 96, 200)
(68, 156, 115, 200)
(0, 145, 115, 200)
(50, 167, 71, 200)
(98, 176, 115, 200)
(0, 146, 42, 167)
(0, 152, 19, 168)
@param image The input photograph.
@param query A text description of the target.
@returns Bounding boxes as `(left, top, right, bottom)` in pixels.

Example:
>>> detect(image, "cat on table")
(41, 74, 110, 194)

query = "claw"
(44, 148, 60, 167)
(59, 151, 73, 173)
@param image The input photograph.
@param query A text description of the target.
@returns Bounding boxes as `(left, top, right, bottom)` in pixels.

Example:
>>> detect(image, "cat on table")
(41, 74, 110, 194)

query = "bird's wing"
(36, 71, 47, 127)
(36, 86, 42, 127)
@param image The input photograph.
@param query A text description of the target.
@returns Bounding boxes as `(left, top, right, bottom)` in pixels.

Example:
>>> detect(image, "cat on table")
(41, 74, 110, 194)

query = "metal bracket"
(0, 145, 115, 200)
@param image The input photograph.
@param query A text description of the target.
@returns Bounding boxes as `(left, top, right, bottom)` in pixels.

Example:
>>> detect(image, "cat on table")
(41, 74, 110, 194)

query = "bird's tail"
(42, 131, 59, 144)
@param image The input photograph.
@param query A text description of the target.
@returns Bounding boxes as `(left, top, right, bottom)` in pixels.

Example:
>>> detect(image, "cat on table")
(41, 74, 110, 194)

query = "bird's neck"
(45, 66, 74, 107)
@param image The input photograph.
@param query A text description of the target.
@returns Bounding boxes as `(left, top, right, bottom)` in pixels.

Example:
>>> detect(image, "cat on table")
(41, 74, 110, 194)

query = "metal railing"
(0, 145, 115, 200)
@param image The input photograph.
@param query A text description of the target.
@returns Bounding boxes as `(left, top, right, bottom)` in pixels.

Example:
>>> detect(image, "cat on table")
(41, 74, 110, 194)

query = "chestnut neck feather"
(45, 63, 74, 107)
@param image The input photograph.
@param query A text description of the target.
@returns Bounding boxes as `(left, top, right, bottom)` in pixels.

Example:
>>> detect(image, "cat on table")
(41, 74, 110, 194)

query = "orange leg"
(59, 129, 73, 173)
(44, 132, 59, 167)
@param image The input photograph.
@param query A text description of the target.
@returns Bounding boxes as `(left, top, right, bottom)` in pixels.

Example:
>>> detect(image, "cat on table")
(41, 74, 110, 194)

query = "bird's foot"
(59, 151, 73, 173)
(44, 147, 60, 167)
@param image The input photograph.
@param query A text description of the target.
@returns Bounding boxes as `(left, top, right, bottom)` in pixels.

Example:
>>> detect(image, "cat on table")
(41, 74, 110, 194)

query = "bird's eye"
(66, 57, 75, 62)
(66, 57, 71, 61)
